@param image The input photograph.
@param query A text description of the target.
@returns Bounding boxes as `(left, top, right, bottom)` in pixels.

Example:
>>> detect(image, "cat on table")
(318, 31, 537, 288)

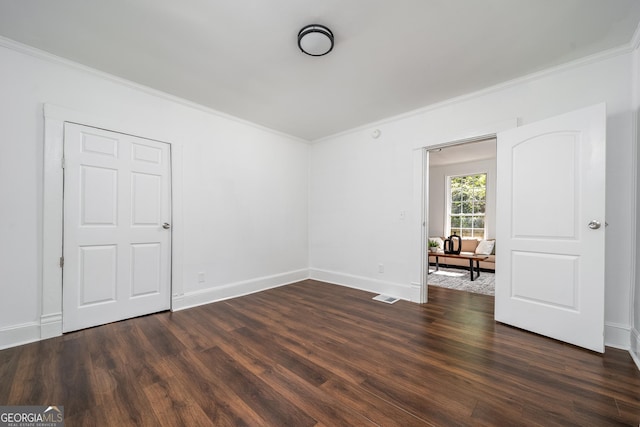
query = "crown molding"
(0, 35, 310, 144)
(313, 44, 632, 144)
(0, 32, 634, 146)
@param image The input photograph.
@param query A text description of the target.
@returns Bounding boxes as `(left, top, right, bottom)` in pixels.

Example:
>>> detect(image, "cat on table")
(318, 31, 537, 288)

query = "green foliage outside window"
(449, 174, 486, 239)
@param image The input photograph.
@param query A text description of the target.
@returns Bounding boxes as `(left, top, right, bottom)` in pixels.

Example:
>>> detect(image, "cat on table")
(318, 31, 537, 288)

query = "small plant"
(428, 239, 439, 248)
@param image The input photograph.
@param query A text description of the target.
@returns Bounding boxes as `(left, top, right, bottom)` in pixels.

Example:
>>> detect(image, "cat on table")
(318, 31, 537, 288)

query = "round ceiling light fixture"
(298, 24, 334, 56)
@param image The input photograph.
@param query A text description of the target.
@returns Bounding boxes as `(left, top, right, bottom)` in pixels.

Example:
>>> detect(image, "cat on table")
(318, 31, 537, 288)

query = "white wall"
(309, 130, 418, 298)
(0, 41, 309, 348)
(428, 158, 497, 239)
(309, 51, 635, 348)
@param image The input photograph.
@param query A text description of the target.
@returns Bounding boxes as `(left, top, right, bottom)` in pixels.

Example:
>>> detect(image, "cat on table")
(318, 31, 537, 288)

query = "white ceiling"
(1, 0, 639, 141)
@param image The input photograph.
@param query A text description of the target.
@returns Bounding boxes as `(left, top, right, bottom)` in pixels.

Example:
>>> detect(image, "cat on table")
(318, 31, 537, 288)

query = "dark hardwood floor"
(1, 280, 639, 426)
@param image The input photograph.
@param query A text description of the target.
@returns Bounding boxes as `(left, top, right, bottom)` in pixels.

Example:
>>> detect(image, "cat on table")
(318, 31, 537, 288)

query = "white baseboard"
(604, 322, 631, 350)
(631, 328, 640, 371)
(0, 270, 309, 349)
(40, 313, 62, 339)
(172, 269, 309, 311)
(308, 268, 420, 302)
(171, 293, 185, 311)
(0, 322, 41, 350)
(0, 315, 63, 350)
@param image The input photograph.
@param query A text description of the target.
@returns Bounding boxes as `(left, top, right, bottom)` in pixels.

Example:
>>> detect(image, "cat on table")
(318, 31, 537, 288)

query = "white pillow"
(475, 239, 495, 255)
(429, 237, 444, 249)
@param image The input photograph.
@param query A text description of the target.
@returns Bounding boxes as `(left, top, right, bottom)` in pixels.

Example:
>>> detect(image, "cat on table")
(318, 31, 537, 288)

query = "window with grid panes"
(448, 173, 486, 239)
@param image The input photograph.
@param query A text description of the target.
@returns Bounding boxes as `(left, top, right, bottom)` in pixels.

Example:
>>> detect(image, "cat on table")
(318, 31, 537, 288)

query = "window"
(447, 173, 486, 239)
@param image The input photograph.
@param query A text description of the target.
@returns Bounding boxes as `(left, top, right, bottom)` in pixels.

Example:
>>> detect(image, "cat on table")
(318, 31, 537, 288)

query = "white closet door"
(63, 123, 171, 332)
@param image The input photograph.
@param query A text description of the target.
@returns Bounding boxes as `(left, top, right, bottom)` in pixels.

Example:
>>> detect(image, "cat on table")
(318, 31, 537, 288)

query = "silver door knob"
(162, 223, 171, 229)
(588, 220, 601, 230)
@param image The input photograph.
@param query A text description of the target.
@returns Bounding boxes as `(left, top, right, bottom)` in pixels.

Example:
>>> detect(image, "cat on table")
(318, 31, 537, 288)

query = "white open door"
(63, 123, 172, 332)
(495, 104, 606, 353)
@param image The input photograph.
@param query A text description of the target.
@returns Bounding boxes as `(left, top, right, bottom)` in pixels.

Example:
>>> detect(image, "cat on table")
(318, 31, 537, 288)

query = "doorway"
(418, 104, 606, 353)
(426, 137, 497, 296)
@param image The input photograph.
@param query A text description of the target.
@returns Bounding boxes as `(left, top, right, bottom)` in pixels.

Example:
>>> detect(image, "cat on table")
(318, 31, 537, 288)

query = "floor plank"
(1, 280, 639, 426)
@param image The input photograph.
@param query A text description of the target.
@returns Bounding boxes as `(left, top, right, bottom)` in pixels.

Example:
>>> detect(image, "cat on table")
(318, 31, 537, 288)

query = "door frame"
(41, 104, 183, 339)
(419, 134, 496, 302)
(415, 119, 517, 303)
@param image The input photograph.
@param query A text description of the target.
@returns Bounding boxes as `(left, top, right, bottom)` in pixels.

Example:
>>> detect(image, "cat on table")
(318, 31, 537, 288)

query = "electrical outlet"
(198, 272, 205, 283)
(378, 264, 384, 273)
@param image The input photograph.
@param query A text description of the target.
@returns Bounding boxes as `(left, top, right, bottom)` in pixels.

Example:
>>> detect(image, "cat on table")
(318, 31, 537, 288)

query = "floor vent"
(372, 295, 400, 304)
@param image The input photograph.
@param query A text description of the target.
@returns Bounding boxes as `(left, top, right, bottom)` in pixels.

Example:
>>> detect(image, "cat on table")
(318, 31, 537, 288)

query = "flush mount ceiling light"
(298, 24, 334, 56)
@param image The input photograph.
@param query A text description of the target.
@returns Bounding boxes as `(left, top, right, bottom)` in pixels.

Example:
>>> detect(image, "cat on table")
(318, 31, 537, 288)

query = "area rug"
(427, 266, 495, 296)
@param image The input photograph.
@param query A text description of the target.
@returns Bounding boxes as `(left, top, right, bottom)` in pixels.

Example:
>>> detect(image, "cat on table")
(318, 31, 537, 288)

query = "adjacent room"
(1, 0, 640, 425)
(427, 139, 497, 296)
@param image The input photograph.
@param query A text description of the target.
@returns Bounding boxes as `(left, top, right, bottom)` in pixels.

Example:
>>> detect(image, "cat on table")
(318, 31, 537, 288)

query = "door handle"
(587, 220, 601, 230)
(162, 223, 171, 230)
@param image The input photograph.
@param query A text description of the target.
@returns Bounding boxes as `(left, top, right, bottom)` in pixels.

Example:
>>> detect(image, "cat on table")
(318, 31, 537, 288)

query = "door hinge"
(59, 256, 64, 268)
(61, 157, 65, 169)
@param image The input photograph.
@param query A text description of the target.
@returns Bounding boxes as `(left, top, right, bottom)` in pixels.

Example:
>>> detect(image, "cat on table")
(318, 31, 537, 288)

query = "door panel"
(132, 141, 162, 163)
(79, 245, 117, 306)
(511, 133, 578, 238)
(81, 132, 118, 157)
(495, 104, 606, 353)
(81, 166, 118, 225)
(131, 243, 162, 297)
(511, 252, 578, 308)
(132, 173, 162, 225)
(63, 123, 171, 332)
